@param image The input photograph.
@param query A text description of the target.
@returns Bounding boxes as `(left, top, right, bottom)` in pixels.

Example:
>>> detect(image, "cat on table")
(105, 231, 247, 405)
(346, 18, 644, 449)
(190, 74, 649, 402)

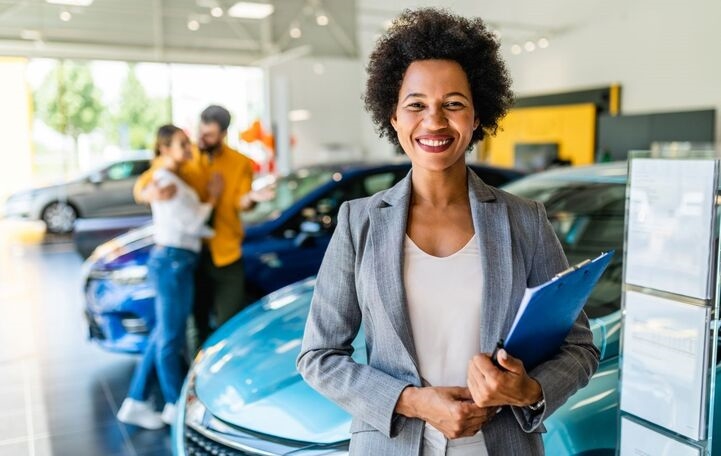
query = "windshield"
(242, 169, 335, 224)
(504, 177, 626, 319)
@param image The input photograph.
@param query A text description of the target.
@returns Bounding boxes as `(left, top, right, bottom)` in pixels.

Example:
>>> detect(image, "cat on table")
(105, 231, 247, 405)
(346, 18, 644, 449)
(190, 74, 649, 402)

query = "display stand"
(619, 149, 721, 455)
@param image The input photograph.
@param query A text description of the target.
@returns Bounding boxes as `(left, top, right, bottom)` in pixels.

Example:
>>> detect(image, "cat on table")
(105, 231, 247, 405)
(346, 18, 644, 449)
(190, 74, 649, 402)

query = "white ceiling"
(358, 0, 621, 51)
(0, 0, 621, 65)
(0, 0, 357, 64)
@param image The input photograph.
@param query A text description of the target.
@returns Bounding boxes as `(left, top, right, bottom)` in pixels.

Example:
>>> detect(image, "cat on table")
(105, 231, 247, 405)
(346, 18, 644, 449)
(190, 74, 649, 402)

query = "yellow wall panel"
(484, 103, 597, 168)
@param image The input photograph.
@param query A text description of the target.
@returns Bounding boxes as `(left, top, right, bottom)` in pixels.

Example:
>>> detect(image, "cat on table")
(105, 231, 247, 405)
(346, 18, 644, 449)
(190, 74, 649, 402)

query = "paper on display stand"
(625, 158, 718, 300)
(620, 291, 710, 441)
(620, 418, 702, 456)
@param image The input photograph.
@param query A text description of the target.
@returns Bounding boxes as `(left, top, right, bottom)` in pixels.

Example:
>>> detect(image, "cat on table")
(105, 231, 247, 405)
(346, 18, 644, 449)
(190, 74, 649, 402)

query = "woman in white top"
(297, 8, 599, 456)
(118, 124, 222, 430)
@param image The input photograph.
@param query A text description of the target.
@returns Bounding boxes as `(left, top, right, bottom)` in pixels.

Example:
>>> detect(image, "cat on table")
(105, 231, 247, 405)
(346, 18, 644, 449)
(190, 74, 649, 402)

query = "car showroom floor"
(0, 221, 171, 456)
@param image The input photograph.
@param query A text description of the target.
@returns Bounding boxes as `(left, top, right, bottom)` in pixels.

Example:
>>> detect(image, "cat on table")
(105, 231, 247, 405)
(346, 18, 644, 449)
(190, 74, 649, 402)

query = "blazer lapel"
(369, 172, 421, 372)
(468, 170, 514, 353)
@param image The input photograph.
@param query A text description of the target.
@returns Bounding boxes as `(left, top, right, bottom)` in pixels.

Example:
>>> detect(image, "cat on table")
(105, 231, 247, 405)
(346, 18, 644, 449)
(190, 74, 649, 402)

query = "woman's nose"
(423, 106, 448, 129)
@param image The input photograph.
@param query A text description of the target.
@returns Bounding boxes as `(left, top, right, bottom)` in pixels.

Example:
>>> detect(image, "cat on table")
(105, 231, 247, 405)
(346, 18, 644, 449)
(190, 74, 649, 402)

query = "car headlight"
(184, 373, 206, 429)
(89, 265, 148, 285)
(6, 192, 35, 204)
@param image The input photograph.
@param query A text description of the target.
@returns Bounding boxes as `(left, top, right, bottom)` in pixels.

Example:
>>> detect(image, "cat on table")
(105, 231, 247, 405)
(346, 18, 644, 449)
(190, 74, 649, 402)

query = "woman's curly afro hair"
(364, 8, 514, 146)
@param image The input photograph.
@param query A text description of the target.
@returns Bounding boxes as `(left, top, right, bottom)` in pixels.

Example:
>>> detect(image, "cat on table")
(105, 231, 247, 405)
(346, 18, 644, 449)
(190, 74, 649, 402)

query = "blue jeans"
(128, 246, 198, 404)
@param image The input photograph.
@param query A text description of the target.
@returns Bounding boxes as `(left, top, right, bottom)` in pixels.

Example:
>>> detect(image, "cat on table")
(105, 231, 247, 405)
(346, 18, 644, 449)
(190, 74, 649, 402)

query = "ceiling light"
(211, 7, 223, 18)
(313, 63, 325, 75)
(524, 41, 536, 52)
(59, 11, 72, 21)
(227, 2, 274, 19)
(315, 10, 330, 27)
(538, 37, 549, 49)
(289, 110, 311, 122)
(511, 44, 522, 55)
(46, 0, 93, 6)
(188, 19, 200, 31)
(383, 19, 393, 29)
(492, 29, 502, 40)
(20, 29, 42, 41)
(289, 23, 302, 39)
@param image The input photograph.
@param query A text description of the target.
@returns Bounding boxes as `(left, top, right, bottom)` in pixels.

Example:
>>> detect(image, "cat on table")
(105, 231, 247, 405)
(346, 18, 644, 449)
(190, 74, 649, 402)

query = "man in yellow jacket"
(134, 106, 270, 347)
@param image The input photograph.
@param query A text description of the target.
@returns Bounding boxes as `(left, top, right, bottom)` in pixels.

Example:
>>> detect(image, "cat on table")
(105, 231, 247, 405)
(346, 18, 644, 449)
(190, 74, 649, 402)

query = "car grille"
(184, 427, 255, 456)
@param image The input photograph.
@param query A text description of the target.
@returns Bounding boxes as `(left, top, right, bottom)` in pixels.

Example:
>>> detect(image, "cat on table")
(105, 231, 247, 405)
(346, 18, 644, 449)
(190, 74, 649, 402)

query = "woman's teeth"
(418, 138, 451, 147)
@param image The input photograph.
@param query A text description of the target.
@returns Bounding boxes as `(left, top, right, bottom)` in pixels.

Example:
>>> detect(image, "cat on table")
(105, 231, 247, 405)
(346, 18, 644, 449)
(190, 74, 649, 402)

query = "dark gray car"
(3, 154, 152, 233)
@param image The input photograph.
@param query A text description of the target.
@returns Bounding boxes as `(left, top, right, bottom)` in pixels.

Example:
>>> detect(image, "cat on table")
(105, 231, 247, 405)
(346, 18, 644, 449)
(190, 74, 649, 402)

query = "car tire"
(42, 201, 79, 233)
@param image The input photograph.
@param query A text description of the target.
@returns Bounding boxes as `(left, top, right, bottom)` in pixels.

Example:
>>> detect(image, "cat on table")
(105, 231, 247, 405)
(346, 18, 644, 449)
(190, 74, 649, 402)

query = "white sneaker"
(161, 403, 177, 425)
(117, 398, 165, 430)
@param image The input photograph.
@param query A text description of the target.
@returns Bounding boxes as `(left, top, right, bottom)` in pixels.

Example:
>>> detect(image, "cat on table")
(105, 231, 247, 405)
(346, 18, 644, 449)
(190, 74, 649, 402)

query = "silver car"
(3, 154, 152, 233)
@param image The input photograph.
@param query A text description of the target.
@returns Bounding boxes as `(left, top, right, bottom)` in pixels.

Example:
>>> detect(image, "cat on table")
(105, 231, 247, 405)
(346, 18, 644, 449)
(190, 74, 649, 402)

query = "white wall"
(268, 57, 366, 168)
(357, 29, 400, 161)
(502, 0, 721, 143)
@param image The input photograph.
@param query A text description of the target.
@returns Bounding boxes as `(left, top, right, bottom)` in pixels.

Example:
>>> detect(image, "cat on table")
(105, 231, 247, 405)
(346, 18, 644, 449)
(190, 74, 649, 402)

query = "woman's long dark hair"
(154, 124, 183, 157)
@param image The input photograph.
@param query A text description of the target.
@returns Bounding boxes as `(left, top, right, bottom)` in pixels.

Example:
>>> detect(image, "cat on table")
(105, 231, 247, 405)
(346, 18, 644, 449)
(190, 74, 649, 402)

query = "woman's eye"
(445, 101, 465, 109)
(406, 102, 424, 110)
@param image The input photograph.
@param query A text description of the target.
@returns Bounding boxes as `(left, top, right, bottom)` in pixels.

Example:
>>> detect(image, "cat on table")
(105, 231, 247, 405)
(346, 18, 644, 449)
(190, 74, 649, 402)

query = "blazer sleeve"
(296, 202, 412, 439)
(511, 200, 601, 432)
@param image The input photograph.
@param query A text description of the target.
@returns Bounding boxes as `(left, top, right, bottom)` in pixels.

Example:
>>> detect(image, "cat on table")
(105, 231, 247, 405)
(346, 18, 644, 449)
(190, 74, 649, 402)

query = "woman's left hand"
(467, 349, 543, 408)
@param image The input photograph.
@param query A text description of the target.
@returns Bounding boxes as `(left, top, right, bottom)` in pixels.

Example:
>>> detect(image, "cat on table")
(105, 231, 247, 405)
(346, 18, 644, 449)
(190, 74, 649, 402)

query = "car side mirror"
(88, 172, 103, 185)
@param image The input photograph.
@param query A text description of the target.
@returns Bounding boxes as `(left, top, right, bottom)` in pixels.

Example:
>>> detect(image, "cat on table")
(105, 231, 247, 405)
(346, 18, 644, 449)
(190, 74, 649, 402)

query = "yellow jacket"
(134, 144, 254, 267)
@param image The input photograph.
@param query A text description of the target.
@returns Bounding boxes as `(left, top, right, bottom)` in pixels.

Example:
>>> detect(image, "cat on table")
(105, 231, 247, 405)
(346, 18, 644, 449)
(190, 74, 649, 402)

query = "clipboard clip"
(553, 259, 592, 280)
(490, 339, 508, 372)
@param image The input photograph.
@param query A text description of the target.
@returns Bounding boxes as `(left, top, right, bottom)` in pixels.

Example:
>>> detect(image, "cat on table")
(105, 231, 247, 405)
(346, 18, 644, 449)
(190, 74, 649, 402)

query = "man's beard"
(199, 141, 221, 155)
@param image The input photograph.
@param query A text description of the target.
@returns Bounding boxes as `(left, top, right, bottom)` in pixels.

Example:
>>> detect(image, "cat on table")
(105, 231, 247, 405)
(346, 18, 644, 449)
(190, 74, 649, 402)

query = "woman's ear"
(390, 111, 398, 131)
(473, 118, 480, 131)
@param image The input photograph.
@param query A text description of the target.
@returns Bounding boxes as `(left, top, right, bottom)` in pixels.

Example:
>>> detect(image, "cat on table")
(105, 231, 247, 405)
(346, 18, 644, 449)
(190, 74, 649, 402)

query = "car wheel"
(42, 201, 78, 233)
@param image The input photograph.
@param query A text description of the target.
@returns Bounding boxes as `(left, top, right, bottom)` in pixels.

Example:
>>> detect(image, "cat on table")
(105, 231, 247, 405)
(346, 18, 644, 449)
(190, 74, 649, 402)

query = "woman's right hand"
(142, 181, 177, 203)
(395, 386, 497, 439)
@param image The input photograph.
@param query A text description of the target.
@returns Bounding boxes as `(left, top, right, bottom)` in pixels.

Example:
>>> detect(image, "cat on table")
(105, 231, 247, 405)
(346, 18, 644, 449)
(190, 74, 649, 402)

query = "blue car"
(172, 162, 630, 456)
(82, 161, 523, 353)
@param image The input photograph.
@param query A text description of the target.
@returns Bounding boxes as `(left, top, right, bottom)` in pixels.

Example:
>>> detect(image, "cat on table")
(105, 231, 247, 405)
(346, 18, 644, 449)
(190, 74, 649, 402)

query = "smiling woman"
(297, 7, 599, 456)
(363, 9, 513, 150)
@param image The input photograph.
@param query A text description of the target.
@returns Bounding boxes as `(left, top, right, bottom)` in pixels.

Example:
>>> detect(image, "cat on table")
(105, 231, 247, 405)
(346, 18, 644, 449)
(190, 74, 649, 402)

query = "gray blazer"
(297, 169, 600, 455)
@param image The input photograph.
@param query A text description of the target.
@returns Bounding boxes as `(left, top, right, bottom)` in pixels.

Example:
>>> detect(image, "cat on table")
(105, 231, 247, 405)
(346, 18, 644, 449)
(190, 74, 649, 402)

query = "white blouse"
(150, 168, 214, 253)
(404, 233, 489, 455)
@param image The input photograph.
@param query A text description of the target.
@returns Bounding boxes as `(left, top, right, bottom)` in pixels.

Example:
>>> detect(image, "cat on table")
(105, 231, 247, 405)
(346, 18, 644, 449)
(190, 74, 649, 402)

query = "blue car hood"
(193, 278, 363, 444)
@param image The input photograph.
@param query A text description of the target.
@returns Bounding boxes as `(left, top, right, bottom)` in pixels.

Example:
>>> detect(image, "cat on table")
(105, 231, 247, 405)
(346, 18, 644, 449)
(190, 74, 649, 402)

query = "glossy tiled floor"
(0, 221, 172, 456)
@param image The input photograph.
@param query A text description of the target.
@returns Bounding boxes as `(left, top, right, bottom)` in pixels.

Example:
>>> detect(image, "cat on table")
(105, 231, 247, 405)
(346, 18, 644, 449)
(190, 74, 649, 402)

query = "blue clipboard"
(492, 250, 615, 371)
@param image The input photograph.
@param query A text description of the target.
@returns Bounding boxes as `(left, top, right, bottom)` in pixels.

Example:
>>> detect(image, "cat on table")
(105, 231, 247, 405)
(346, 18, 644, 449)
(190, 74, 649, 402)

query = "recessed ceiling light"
(59, 11, 72, 21)
(211, 7, 223, 18)
(524, 41, 536, 52)
(227, 2, 274, 19)
(188, 19, 200, 31)
(288, 110, 311, 122)
(46, 0, 93, 5)
(538, 37, 550, 49)
(511, 44, 522, 55)
(289, 24, 302, 39)
(316, 14, 329, 26)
